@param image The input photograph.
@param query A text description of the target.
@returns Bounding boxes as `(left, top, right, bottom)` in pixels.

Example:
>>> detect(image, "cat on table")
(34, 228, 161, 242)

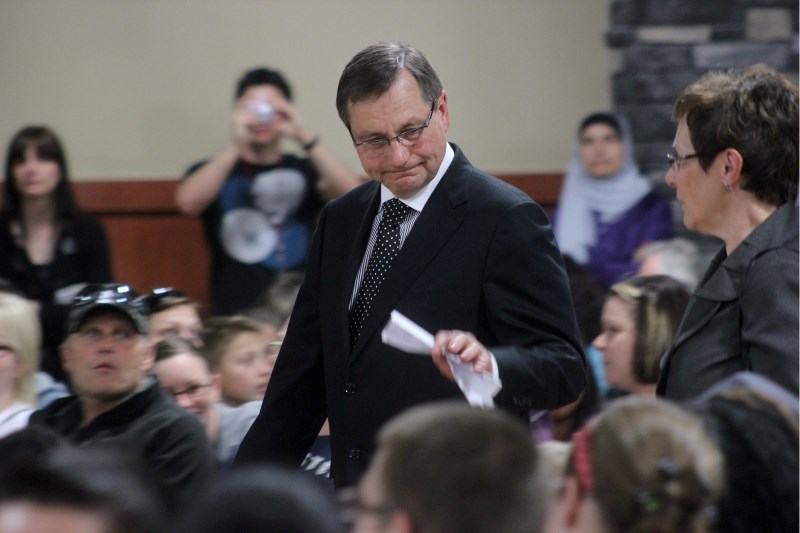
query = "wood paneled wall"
(67, 174, 562, 315)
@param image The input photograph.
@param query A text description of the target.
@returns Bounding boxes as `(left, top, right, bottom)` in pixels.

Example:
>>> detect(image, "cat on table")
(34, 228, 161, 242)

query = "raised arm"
(269, 96, 362, 201)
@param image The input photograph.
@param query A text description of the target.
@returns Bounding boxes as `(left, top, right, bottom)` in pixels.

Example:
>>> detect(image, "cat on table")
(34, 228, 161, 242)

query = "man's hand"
(431, 330, 493, 382)
(231, 102, 256, 148)
(269, 97, 315, 147)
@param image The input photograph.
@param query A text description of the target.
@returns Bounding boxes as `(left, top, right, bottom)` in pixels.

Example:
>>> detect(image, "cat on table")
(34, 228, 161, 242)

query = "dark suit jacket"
(657, 202, 799, 400)
(235, 144, 586, 486)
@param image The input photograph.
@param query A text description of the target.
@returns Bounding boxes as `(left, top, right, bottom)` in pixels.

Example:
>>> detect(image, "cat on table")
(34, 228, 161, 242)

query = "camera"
(249, 101, 275, 123)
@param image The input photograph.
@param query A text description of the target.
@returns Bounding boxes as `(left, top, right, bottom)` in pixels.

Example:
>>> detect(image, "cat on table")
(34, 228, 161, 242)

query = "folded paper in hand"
(381, 310, 501, 408)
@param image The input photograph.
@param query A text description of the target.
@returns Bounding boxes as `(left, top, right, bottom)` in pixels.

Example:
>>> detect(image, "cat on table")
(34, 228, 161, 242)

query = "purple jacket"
(586, 190, 673, 288)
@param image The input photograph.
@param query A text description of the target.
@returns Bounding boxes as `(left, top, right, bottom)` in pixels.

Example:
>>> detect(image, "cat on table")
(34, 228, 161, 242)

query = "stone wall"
(607, 0, 798, 179)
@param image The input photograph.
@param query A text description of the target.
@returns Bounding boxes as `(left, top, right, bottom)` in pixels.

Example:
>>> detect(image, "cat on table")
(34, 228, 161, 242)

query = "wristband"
(302, 137, 320, 152)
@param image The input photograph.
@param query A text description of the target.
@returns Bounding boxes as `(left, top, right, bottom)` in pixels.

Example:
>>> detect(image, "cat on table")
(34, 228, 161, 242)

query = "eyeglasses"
(352, 99, 437, 158)
(144, 287, 188, 312)
(166, 382, 212, 400)
(666, 148, 701, 172)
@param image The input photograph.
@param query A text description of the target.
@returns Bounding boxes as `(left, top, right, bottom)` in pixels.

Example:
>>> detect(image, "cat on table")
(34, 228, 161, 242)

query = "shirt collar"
(380, 142, 455, 212)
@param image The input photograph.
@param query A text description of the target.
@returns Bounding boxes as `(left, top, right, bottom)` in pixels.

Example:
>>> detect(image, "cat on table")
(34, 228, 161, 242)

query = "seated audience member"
(544, 396, 722, 533)
(0, 282, 69, 407)
(153, 337, 260, 464)
(200, 315, 275, 406)
(178, 465, 342, 533)
(341, 402, 545, 533)
(145, 287, 203, 348)
(636, 237, 705, 290)
(0, 445, 167, 533)
(553, 112, 673, 289)
(0, 292, 40, 437)
(688, 372, 799, 533)
(593, 275, 690, 397)
(28, 284, 214, 511)
(0, 126, 112, 384)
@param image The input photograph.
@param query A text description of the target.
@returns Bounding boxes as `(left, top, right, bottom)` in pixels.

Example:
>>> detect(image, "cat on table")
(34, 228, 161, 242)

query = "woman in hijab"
(554, 112, 673, 288)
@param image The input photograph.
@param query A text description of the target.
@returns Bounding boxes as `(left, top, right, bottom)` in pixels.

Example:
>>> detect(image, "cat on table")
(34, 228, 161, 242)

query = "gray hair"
(638, 238, 705, 290)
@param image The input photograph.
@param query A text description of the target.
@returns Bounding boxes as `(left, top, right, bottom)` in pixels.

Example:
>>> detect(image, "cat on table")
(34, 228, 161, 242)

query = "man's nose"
(386, 138, 411, 163)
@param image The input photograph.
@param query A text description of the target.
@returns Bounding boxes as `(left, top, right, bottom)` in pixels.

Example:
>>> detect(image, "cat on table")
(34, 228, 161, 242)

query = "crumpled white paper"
(381, 310, 501, 408)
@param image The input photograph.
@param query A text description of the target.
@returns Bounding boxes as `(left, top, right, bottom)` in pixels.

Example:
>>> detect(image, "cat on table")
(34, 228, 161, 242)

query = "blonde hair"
(608, 275, 690, 383)
(0, 292, 41, 404)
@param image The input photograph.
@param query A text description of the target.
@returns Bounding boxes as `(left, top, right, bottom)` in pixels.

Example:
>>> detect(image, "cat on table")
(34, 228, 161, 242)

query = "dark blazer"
(657, 202, 799, 400)
(235, 144, 585, 486)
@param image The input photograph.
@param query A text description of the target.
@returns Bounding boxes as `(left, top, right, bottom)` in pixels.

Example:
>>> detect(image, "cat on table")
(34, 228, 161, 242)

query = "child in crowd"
(200, 315, 276, 406)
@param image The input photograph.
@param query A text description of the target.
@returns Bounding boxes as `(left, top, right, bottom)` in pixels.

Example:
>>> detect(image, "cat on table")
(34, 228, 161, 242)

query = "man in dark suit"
(234, 42, 585, 487)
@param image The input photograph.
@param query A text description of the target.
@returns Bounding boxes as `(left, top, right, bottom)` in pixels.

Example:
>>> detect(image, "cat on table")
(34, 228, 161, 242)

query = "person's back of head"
(688, 372, 799, 533)
(351, 401, 543, 533)
(177, 465, 342, 533)
(0, 445, 167, 533)
(637, 238, 705, 290)
(552, 396, 722, 533)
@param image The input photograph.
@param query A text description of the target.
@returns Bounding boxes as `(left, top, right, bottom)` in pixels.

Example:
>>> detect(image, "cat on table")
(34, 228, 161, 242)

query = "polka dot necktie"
(350, 198, 412, 345)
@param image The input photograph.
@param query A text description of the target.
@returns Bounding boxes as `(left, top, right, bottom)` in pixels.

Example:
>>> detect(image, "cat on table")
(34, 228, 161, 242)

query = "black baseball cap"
(66, 284, 150, 335)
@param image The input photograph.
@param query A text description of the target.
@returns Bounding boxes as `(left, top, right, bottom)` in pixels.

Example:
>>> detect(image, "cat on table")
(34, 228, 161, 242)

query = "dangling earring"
(723, 183, 733, 192)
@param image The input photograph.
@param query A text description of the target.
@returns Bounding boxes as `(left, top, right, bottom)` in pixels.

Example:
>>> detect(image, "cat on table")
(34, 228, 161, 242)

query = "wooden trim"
(3, 174, 563, 315)
(73, 180, 180, 214)
(70, 172, 564, 214)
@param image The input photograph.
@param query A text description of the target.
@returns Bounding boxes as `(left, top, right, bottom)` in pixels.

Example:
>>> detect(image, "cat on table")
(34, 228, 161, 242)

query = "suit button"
(345, 382, 357, 394)
(348, 448, 362, 461)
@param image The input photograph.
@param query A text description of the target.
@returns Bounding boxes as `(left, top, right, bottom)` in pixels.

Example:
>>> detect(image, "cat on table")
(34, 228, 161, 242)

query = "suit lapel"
(335, 185, 381, 355)
(658, 248, 737, 387)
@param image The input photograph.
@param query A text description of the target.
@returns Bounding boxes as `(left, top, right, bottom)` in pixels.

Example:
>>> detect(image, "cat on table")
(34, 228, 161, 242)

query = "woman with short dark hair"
(658, 64, 798, 400)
